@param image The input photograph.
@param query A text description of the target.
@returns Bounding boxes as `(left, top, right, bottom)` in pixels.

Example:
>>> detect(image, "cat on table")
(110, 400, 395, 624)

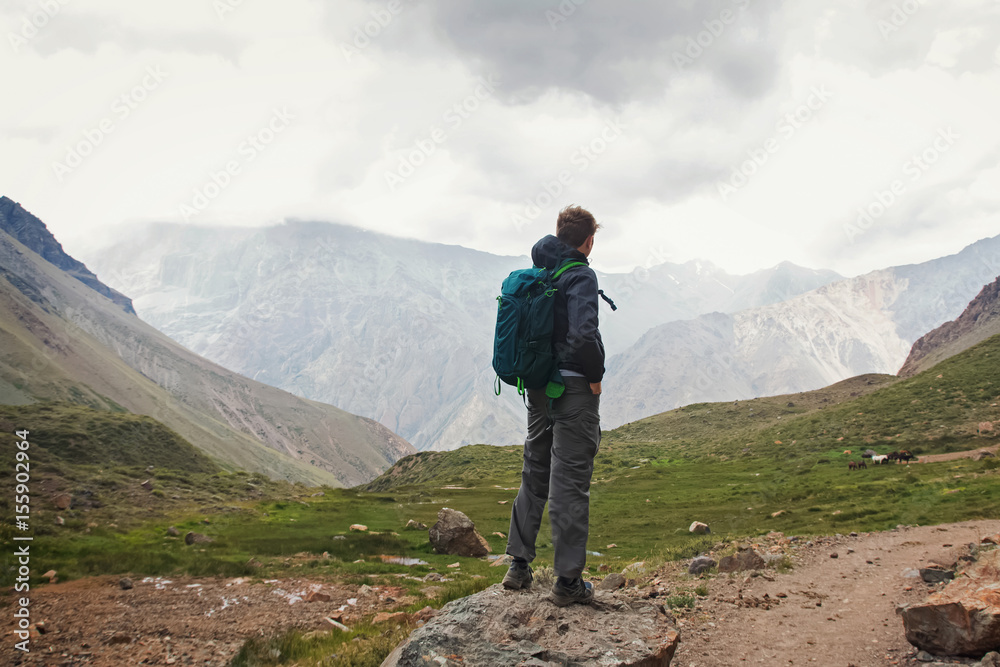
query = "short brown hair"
(556, 205, 599, 248)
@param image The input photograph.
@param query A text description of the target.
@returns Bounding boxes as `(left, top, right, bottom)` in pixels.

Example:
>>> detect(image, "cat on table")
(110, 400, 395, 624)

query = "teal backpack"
(492, 260, 589, 399)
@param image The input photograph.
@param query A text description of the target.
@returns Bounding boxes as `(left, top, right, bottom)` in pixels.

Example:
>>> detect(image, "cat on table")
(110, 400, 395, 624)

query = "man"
(503, 205, 604, 607)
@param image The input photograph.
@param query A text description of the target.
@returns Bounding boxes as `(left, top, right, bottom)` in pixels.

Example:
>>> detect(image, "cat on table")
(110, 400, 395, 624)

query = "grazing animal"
(848, 461, 858, 471)
(872, 454, 889, 465)
(897, 450, 914, 462)
(858, 460, 867, 469)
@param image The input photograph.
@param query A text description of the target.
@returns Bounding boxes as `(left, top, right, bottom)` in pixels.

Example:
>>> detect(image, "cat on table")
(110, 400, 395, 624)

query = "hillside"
(899, 275, 1000, 377)
(0, 402, 219, 473)
(0, 203, 415, 486)
(611, 332, 1000, 461)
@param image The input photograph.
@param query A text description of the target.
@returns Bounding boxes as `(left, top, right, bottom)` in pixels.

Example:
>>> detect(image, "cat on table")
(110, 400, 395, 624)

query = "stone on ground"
(688, 556, 717, 575)
(718, 549, 766, 573)
(381, 584, 679, 666)
(428, 508, 490, 558)
(900, 549, 1000, 656)
(689, 521, 710, 534)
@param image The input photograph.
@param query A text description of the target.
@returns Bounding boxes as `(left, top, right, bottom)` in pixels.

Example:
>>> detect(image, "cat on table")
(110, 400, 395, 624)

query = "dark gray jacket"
(531, 235, 605, 383)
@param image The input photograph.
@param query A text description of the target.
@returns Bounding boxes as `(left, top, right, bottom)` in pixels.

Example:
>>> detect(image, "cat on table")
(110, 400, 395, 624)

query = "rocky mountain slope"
(602, 236, 1000, 428)
(0, 202, 414, 486)
(898, 276, 1000, 377)
(81, 221, 839, 451)
(0, 196, 135, 315)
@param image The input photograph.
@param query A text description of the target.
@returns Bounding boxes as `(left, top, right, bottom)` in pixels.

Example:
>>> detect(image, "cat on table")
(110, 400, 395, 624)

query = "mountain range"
(603, 235, 1000, 426)
(0, 197, 414, 486)
(80, 221, 845, 450)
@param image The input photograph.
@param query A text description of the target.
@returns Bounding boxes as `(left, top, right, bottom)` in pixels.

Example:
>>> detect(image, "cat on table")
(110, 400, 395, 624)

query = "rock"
(167, 526, 180, 537)
(141, 479, 153, 491)
(920, 568, 955, 584)
(53, 493, 72, 510)
(404, 520, 427, 531)
(718, 550, 766, 573)
(428, 508, 491, 558)
(184, 532, 213, 545)
(771, 510, 785, 518)
(493, 532, 506, 539)
(623, 561, 647, 575)
(490, 555, 514, 568)
(916, 650, 936, 662)
(304, 590, 331, 603)
(597, 573, 626, 591)
(981, 651, 1000, 667)
(246, 557, 262, 569)
(830, 553, 839, 559)
(688, 556, 717, 575)
(42, 570, 57, 583)
(447, 563, 461, 569)
(374, 611, 410, 624)
(413, 606, 438, 623)
(901, 550, 1000, 656)
(381, 584, 680, 667)
(119, 577, 133, 590)
(333, 535, 347, 541)
(54, 516, 64, 526)
(349, 524, 368, 532)
(689, 521, 710, 535)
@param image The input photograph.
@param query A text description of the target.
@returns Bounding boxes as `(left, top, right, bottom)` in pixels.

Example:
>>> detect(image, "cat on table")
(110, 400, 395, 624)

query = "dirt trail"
(671, 519, 1000, 667)
(2, 574, 416, 666)
(918, 444, 999, 464)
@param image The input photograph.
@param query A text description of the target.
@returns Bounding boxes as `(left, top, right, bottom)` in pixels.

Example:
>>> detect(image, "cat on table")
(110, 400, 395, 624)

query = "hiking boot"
(550, 576, 594, 606)
(502, 559, 533, 590)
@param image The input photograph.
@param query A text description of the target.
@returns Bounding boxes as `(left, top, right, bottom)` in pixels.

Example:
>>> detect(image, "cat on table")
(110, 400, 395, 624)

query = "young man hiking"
(503, 205, 605, 606)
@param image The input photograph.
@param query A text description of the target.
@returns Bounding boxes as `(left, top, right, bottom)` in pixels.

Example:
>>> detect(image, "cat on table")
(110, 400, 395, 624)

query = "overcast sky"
(2, 0, 998, 276)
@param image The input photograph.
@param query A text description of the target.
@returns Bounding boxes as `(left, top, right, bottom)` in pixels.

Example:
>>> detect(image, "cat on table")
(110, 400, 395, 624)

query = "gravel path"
(671, 519, 1000, 667)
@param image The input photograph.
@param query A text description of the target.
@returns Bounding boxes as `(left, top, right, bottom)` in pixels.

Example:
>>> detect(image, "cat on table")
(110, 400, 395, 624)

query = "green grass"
(0, 402, 219, 473)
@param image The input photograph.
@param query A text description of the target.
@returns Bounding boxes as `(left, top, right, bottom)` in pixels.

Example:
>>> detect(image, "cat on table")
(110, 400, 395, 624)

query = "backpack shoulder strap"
(552, 260, 588, 280)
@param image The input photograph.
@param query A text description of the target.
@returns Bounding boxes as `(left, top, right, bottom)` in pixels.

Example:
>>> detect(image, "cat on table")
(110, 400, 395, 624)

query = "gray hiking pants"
(505, 376, 601, 579)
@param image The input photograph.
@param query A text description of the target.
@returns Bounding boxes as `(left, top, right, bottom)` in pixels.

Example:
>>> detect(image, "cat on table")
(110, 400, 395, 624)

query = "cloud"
(336, 0, 784, 105)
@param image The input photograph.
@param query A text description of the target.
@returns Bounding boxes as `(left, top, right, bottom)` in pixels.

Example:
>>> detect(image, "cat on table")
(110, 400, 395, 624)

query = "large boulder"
(428, 508, 490, 558)
(381, 584, 679, 666)
(900, 550, 1000, 656)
